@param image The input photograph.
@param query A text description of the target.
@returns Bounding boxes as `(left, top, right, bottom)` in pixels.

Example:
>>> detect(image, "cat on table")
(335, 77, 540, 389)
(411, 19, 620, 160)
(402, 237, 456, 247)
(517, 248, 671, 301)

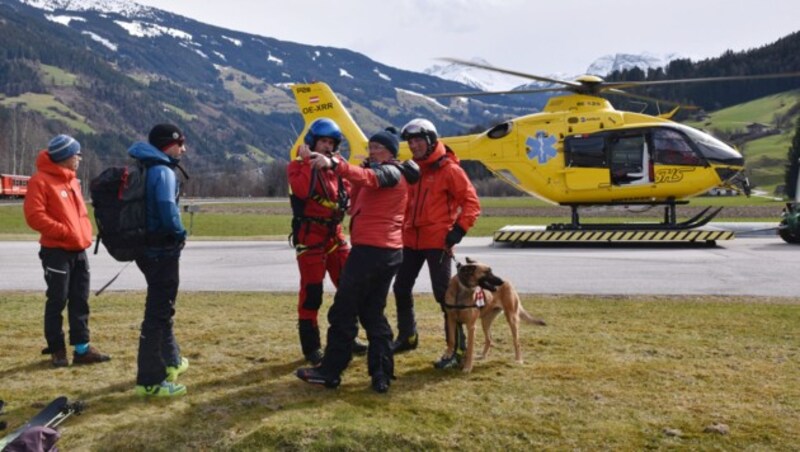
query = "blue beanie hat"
(47, 135, 81, 162)
(369, 127, 400, 157)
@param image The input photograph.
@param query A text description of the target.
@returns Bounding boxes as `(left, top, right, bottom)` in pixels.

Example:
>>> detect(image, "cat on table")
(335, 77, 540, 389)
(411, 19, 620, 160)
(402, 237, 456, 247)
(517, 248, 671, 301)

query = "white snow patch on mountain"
(395, 88, 448, 110)
(374, 68, 391, 81)
(425, 57, 530, 92)
(81, 31, 117, 51)
(21, 0, 155, 19)
(267, 53, 283, 65)
(213, 51, 227, 61)
(113, 20, 192, 40)
(221, 35, 242, 47)
(44, 14, 86, 26)
(339, 68, 353, 79)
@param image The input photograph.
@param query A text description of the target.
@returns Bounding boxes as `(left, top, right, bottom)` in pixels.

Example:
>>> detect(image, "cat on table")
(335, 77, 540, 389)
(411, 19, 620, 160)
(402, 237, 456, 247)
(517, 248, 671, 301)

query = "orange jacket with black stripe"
(23, 150, 93, 251)
(403, 141, 480, 250)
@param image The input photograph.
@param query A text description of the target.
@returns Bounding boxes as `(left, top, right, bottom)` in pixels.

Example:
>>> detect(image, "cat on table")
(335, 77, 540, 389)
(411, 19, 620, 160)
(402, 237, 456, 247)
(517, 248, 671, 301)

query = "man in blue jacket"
(129, 124, 190, 397)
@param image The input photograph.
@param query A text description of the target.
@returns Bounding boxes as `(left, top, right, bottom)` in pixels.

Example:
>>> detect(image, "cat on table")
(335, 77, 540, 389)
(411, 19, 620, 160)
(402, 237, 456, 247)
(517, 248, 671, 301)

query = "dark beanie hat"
(369, 127, 400, 157)
(47, 134, 81, 162)
(148, 123, 185, 150)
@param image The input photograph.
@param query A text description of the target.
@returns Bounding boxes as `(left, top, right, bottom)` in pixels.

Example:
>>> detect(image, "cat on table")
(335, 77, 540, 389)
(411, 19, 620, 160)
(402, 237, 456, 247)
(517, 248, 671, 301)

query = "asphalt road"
(0, 236, 797, 297)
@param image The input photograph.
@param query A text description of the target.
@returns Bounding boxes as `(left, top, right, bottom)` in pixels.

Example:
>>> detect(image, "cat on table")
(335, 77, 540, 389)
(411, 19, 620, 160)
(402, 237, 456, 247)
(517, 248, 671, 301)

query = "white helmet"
(400, 118, 438, 147)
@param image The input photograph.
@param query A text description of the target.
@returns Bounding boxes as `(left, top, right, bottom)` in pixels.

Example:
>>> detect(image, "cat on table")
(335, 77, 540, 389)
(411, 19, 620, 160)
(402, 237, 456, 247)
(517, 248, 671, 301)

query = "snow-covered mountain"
(426, 53, 684, 92)
(586, 52, 683, 76)
(423, 57, 531, 92)
(2, 0, 537, 169)
(20, 0, 155, 18)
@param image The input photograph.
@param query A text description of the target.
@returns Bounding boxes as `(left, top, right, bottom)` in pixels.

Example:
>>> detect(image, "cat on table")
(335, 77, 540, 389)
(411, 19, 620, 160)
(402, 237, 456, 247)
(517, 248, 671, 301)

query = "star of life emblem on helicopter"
(526, 131, 557, 164)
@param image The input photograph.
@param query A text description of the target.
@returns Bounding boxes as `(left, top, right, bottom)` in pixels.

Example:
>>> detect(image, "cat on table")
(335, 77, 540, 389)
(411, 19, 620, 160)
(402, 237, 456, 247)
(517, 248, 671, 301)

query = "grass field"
(0, 292, 798, 450)
(0, 93, 94, 134)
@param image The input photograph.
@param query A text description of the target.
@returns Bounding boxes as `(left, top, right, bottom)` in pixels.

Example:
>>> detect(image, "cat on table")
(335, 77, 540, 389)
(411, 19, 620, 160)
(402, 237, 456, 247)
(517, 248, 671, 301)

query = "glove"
(445, 224, 466, 247)
(399, 160, 420, 184)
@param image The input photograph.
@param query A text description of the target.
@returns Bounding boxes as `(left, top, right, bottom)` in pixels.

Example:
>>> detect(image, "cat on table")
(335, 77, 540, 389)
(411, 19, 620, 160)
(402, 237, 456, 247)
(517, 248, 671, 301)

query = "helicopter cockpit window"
(565, 136, 606, 167)
(487, 121, 512, 139)
(672, 124, 743, 165)
(652, 129, 702, 166)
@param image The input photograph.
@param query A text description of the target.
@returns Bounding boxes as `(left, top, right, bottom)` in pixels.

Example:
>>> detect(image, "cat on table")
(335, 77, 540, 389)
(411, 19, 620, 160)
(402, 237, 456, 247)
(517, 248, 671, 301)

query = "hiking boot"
(72, 346, 111, 365)
(166, 357, 190, 382)
(391, 333, 418, 354)
(304, 349, 324, 366)
(135, 380, 187, 397)
(296, 367, 340, 389)
(51, 349, 68, 368)
(371, 375, 390, 394)
(433, 352, 461, 370)
(352, 338, 368, 356)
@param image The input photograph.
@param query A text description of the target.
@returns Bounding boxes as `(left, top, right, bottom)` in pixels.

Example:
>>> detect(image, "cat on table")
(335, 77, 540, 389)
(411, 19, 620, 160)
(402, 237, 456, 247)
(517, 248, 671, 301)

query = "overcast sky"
(134, 0, 799, 76)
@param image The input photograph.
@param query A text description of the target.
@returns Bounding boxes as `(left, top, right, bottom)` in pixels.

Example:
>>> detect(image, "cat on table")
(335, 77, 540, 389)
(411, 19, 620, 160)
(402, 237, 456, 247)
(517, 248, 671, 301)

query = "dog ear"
(465, 257, 476, 264)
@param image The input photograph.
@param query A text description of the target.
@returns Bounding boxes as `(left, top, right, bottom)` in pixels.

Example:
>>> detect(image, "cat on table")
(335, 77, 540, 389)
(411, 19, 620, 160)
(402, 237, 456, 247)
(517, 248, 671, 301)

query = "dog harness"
(443, 286, 485, 310)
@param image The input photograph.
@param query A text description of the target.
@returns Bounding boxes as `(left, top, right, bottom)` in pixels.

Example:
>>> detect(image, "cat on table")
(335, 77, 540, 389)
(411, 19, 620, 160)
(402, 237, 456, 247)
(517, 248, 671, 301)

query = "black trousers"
(39, 247, 91, 351)
(135, 254, 181, 386)
(392, 248, 452, 338)
(321, 246, 402, 380)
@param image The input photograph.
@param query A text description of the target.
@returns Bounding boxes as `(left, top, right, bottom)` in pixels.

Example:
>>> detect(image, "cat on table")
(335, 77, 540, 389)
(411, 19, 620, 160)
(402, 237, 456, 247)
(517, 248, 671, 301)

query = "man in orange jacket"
(391, 118, 481, 369)
(23, 134, 111, 368)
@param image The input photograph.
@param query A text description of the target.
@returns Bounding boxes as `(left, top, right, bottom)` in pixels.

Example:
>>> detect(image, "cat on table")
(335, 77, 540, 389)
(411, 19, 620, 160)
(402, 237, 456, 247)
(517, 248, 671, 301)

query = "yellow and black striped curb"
(493, 229, 734, 243)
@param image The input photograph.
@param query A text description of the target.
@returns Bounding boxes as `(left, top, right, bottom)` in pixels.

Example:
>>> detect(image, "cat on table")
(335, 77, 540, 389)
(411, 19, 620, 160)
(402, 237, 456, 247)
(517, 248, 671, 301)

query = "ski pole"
(95, 262, 132, 296)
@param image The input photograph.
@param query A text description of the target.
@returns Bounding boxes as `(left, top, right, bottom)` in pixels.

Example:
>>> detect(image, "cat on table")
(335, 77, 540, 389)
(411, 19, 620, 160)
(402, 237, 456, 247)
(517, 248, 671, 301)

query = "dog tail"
(519, 304, 547, 326)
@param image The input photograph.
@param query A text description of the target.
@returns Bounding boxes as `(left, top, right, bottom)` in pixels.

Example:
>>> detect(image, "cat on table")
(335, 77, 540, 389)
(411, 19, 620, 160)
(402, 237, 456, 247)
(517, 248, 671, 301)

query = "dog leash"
(439, 248, 461, 268)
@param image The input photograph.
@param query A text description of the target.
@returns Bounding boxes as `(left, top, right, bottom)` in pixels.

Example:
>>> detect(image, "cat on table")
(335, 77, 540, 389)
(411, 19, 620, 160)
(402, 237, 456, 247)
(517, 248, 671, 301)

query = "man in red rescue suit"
(288, 118, 366, 365)
(391, 118, 481, 370)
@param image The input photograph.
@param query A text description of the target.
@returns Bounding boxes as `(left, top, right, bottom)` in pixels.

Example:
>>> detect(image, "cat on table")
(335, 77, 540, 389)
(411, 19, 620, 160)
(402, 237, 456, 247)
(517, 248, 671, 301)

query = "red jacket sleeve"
(449, 167, 481, 232)
(335, 160, 381, 188)
(287, 158, 313, 199)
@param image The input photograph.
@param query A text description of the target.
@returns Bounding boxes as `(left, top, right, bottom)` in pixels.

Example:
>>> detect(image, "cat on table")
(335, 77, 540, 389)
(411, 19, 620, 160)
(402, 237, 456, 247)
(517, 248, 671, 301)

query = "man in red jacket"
(391, 118, 481, 369)
(288, 118, 366, 365)
(296, 128, 420, 393)
(23, 134, 111, 367)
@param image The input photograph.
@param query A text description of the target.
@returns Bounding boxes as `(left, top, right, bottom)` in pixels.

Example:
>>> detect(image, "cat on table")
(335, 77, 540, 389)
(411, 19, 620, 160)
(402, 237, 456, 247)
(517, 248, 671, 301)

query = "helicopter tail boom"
(290, 82, 368, 160)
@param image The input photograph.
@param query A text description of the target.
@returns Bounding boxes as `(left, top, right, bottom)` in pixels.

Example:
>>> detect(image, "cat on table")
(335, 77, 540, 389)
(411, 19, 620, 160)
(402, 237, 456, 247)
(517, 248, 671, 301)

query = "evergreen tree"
(785, 115, 800, 199)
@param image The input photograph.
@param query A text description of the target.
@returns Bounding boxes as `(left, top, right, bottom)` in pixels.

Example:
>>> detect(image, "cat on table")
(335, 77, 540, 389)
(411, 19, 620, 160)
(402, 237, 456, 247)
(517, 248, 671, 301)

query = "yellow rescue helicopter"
(290, 60, 800, 233)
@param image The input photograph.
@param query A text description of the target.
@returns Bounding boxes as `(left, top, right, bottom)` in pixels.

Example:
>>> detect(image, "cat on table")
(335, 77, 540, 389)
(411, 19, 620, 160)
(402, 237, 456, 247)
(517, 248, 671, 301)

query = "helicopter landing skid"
(549, 205, 723, 231)
(493, 204, 733, 245)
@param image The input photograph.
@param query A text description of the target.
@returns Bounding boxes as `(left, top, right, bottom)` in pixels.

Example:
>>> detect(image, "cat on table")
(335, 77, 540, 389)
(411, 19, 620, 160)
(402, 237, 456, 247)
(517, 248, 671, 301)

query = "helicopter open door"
(608, 132, 651, 186)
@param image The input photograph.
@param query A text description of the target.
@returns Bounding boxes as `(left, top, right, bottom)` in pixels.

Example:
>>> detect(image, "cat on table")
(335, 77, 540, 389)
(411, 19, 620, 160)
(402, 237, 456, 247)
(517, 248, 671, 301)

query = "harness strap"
(443, 287, 486, 310)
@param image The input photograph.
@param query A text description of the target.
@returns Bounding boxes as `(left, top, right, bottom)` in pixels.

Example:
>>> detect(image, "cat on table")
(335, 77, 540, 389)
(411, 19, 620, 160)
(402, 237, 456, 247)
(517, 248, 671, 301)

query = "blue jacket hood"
(128, 141, 179, 166)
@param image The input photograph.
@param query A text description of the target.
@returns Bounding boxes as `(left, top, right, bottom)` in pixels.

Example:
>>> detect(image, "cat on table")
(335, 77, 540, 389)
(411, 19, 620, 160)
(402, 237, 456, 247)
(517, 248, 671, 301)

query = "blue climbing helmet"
(304, 118, 343, 153)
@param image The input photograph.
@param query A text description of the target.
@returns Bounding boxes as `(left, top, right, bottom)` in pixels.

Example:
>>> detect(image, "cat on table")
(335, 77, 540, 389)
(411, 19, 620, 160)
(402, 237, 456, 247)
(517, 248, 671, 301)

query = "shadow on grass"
(74, 352, 470, 449)
(0, 360, 53, 380)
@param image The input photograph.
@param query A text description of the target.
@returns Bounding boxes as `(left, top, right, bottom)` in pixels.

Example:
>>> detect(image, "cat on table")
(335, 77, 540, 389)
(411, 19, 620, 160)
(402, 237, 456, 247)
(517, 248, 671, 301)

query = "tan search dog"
(443, 257, 545, 373)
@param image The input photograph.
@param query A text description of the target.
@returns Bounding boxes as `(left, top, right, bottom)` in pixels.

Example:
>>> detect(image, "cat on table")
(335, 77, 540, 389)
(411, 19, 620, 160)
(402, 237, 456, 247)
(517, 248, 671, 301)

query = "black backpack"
(90, 161, 150, 262)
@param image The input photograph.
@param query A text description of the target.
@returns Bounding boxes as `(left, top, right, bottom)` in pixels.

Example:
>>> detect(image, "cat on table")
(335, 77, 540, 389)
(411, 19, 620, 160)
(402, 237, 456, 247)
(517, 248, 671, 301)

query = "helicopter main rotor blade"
(604, 71, 800, 90)
(430, 87, 569, 98)
(605, 89, 700, 110)
(439, 57, 582, 88)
